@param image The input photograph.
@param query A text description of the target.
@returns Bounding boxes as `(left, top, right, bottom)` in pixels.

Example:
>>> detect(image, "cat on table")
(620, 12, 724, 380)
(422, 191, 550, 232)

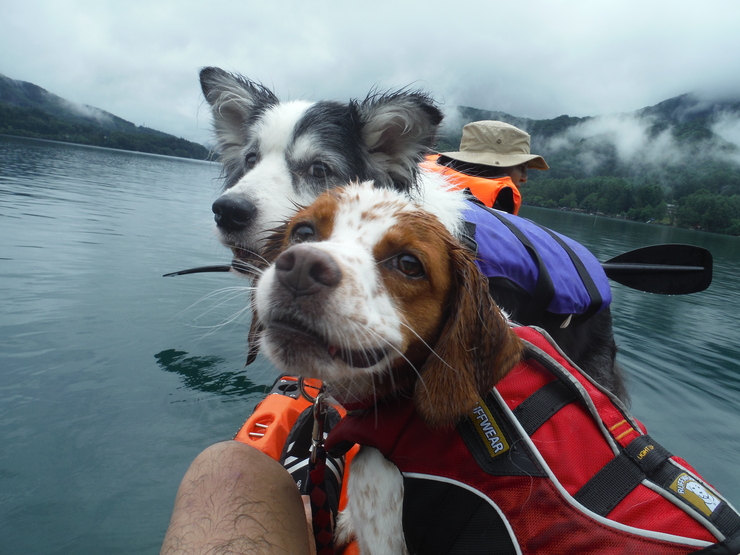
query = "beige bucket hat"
(442, 120, 549, 170)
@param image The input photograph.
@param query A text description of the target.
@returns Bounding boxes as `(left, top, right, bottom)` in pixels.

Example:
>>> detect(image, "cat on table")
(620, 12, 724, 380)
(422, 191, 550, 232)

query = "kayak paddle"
(163, 265, 231, 277)
(164, 243, 713, 295)
(601, 244, 712, 295)
(163, 258, 254, 277)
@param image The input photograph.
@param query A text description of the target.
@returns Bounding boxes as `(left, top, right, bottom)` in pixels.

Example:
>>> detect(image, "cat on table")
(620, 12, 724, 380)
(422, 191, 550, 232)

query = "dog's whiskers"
(397, 321, 459, 374)
(174, 286, 255, 339)
(175, 285, 252, 316)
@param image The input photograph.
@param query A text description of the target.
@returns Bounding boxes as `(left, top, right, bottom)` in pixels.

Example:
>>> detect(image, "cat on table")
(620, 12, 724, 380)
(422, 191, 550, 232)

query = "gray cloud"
(2, 0, 740, 144)
(545, 115, 684, 167)
(712, 114, 740, 163)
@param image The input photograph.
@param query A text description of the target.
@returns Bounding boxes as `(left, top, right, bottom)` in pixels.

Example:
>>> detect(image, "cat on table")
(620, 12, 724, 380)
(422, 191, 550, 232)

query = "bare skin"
(161, 441, 312, 555)
(504, 163, 528, 187)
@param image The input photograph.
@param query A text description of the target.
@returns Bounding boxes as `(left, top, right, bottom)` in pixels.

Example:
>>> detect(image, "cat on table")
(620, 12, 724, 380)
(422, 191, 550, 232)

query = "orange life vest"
(234, 376, 360, 555)
(421, 154, 522, 215)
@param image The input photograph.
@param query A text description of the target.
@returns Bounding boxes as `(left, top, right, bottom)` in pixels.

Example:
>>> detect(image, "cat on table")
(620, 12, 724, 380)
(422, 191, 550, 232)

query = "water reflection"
(154, 348, 268, 397)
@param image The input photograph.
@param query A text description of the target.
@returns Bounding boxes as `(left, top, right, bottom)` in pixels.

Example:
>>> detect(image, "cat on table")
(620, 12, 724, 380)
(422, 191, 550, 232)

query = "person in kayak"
(422, 119, 549, 215)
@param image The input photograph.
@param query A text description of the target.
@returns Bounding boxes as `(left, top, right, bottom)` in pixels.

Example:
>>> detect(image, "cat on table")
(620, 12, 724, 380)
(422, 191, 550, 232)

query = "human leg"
(161, 440, 312, 555)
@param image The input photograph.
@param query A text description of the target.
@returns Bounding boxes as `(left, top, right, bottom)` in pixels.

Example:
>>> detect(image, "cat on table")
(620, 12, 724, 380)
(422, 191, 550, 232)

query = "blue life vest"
(462, 199, 611, 324)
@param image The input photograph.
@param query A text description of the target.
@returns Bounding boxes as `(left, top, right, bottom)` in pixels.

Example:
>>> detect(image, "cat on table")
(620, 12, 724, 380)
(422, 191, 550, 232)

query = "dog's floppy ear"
(414, 240, 523, 428)
(355, 90, 443, 192)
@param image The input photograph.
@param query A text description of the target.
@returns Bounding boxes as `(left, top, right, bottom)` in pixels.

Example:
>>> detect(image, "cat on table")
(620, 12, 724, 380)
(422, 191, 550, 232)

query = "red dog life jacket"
(326, 327, 740, 555)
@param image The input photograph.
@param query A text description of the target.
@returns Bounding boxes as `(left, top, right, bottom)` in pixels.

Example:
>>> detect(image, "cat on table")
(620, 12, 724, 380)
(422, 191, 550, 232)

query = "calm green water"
(1, 136, 739, 553)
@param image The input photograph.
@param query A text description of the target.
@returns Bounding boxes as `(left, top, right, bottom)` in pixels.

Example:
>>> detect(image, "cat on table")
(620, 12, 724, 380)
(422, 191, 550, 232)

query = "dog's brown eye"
(308, 161, 331, 179)
(291, 224, 316, 243)
(396, 254, 424, 278)
(245, 153, 257, 170)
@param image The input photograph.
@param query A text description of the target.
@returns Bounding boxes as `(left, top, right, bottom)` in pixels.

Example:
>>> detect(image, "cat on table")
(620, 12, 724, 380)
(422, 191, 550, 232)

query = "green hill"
(0, 73, 209, 160)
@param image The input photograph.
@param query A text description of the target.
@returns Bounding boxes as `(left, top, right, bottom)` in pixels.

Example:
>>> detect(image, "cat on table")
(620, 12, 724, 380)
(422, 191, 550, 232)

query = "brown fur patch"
(410, 223, 524, 428)
(367, 207, 523, 427)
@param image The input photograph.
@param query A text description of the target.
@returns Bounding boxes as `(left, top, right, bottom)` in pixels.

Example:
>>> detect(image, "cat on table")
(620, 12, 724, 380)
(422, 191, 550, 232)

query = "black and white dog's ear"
(355, 90, 444, 191)
(200, 67, 278, 125)
(199, 67, 279, 179)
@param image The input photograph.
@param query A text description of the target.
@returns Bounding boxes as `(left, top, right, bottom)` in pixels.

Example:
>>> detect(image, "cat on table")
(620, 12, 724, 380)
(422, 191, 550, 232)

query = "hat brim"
(441, 150, 549, 171)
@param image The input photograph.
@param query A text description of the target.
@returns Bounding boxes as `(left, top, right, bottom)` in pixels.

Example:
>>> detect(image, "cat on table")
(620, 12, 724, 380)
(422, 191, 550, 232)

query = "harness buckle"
(310, 390, 327, 464)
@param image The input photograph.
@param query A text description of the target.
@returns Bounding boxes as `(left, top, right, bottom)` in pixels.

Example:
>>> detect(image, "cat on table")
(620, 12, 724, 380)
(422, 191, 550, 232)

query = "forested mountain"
(438, 94, 740, 235)
(0, 73, 209, 160)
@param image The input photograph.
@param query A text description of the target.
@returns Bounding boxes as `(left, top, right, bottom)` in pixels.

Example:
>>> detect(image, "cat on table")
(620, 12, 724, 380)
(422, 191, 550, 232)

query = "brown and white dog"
(255, 182, 523, 553)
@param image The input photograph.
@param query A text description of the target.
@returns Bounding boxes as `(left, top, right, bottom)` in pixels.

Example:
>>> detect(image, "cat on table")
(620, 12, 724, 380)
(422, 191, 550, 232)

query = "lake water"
(1, 135, 739, 554)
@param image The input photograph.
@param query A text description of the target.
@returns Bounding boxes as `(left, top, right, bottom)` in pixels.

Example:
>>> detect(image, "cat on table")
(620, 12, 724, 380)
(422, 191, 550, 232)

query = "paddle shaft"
(163, 244, 713, 295)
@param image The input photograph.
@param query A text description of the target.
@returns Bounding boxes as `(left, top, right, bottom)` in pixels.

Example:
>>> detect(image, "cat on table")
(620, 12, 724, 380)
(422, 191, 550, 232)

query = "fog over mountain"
(2, 70, 739, 233)
(441, 93, 740, 177)
(5, 68, 738, 181)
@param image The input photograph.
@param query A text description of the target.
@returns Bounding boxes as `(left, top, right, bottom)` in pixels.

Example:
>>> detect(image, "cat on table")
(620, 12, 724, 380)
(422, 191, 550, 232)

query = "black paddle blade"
(601, 244, 712, 295)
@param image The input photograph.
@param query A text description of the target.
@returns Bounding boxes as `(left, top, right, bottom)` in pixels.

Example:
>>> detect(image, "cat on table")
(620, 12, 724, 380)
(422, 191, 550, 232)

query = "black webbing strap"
(460, 220, 479, 256)
(713, 505, 740, 539)
(512, 379, 578, 436)
(689, 534, 740, 555)
(574, 453, 647, 515)
(576, 434, 740, 542)
(623, 434, 673, 474)
(528, 222, 604, 323)
(575, 435, 671, 516)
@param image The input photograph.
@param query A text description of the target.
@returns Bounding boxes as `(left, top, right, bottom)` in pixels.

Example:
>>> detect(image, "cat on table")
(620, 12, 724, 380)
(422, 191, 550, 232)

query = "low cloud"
(712, 113, 740, 164)
(57, 97, 116, 126)
(543, 111, 740, 176)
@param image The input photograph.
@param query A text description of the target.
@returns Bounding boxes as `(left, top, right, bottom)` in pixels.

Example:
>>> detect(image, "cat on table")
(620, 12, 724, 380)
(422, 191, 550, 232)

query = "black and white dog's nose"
(212, 195, 256, 231)
(275, 245, 342, 296)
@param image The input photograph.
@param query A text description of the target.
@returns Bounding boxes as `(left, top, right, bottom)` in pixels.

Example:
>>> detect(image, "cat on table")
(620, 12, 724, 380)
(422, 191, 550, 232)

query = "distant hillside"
(437, 94, 740, 235)
(438, 94, 740, 183)
(0, 74, 209, 160)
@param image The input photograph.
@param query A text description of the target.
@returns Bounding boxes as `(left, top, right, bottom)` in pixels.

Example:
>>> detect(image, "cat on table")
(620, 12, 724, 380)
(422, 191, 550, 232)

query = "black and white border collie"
(200, 66, 454, 265)
(199, 67, 626, 401)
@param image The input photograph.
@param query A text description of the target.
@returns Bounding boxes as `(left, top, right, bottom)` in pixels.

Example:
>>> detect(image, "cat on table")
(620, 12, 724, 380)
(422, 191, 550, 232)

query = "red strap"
(308, 445, 334, 555)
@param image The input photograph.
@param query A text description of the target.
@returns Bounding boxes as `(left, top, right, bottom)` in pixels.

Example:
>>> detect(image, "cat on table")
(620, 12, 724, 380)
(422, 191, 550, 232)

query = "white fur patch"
(256, 101, 313, 154)
(412, 171, 470, 240)
(343, 446, 409, 555)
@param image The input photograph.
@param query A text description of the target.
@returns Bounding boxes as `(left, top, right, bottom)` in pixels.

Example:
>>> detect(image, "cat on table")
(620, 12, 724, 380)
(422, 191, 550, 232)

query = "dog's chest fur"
(337, 446, 409, 555)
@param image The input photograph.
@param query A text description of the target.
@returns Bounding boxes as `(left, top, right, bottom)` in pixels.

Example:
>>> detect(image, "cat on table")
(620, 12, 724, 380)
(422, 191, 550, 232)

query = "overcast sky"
(2, 0, 740, 145)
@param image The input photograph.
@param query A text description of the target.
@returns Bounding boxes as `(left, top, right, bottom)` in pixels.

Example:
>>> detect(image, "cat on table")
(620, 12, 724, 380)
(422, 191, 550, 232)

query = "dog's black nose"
(275, 245, 342, 296)
(212, 195, 256, 231)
